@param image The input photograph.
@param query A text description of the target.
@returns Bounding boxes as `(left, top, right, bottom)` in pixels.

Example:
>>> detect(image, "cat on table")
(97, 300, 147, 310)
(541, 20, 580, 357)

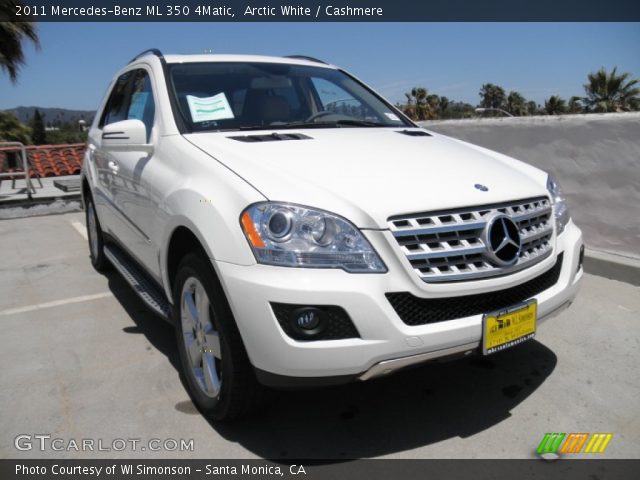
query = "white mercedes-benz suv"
(82, 50, 584, 420)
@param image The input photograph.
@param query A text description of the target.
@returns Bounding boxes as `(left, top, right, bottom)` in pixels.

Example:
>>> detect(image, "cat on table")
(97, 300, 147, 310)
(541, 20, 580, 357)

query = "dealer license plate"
(482, 300, 537, 355)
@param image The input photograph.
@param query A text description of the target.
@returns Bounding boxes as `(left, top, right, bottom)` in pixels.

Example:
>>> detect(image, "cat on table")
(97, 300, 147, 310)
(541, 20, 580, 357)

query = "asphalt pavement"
(1, 212, 638, 459)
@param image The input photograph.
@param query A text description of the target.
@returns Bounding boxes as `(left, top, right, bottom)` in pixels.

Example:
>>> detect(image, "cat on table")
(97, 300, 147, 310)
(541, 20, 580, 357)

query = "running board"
(104, 245, 172, 322)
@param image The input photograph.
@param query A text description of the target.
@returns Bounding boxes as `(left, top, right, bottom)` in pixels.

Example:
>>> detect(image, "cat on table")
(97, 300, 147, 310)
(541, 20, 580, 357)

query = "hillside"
(5, 106, 95, 127)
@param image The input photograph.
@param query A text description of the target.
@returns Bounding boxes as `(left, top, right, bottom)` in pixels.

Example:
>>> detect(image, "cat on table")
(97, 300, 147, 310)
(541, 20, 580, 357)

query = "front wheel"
(173, 253, 262, 421)
(85, 194, 110, 271)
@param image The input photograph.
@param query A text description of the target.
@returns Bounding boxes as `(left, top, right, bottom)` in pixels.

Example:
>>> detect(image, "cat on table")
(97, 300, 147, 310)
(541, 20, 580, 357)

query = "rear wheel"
(173, 252, 262, 421)
(85, 194, 109, 271)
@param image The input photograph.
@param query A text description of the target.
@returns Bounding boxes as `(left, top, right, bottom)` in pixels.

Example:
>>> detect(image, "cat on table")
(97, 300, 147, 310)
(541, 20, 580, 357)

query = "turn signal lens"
(241, 211, 265, 248)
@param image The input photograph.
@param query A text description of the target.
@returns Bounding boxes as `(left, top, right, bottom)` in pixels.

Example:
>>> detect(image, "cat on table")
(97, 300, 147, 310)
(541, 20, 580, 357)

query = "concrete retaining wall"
(420, 113, 640, 258)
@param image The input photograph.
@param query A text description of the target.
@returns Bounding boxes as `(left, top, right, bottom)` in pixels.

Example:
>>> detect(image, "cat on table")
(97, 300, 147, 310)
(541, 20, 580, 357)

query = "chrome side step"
(104, 245, 172, 322)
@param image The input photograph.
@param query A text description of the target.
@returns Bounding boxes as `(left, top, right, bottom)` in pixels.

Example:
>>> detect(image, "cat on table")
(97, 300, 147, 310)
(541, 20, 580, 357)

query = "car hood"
(184, 128, 549, 228)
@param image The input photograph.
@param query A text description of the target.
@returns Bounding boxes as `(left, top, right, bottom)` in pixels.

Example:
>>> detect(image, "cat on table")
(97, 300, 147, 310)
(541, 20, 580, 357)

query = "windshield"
(167, 62, 411, 132)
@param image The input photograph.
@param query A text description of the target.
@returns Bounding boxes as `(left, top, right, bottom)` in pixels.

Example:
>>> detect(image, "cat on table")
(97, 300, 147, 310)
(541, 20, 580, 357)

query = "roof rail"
(284, 55, 327, 65)
(129, 49, 164, 64)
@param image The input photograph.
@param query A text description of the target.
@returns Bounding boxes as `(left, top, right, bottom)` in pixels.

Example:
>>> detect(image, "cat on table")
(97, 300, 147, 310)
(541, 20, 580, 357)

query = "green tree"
(45, 129, 87, 145)
(544, 95, 567, 115)
(568, 96, 584, 114)
(479, 83, 507, 113)
(426, 94, 441, 118)
(506, 91, 529, 116)
(30, 109, 46, 144)
(583, 67, 640, 112)
(0, 0, 40, 82)
(0, 110, 32, 144)
(438, 96, 450, 116)
(526, 101, 539, 115)
(441, 101, 476, 119)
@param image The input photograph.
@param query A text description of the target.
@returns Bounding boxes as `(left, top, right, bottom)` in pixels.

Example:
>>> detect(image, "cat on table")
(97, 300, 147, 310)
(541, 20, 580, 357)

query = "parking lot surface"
(1, 212, 638, 459)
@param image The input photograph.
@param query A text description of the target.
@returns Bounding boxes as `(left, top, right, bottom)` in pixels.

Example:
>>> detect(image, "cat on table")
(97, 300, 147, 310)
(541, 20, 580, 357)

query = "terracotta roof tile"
(0, 144, 85, 178)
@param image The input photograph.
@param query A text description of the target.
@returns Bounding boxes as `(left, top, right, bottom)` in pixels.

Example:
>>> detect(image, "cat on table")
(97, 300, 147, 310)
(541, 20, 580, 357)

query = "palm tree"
(583, 67, 640, 112)
(0, 1, 40, 82)
(403, 87, 437, 121)
(544, 96, 567, 115)
(437, 95, 449, 117)
(568, 96, 584, 114)
(526, 101, 539, 116)
(506, 91, 528, 116)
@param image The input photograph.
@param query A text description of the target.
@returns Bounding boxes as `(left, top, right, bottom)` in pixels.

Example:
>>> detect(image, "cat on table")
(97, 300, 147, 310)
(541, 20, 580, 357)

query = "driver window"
(127, 70, 155, 142)
(100, 71, 133, 127)
(99, 69, 155, 142)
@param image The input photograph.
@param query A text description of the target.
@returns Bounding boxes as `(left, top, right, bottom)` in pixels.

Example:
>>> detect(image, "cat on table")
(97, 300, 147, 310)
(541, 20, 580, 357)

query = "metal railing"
(0, 141, 42, 200)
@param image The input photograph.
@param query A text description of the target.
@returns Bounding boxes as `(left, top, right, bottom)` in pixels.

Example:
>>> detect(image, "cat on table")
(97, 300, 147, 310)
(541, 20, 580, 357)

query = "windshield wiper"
(237, 123, 334, 131)
(235, 119, 388, 131)
(331, 119, 388, 127)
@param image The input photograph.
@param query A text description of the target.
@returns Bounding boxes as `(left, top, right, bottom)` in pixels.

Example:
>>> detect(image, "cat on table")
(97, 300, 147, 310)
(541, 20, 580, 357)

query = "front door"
(94, 68, 160, 277)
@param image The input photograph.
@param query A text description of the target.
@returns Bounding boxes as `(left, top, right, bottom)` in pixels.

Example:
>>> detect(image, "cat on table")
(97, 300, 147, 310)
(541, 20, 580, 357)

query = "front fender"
(159, 188, 262, 302)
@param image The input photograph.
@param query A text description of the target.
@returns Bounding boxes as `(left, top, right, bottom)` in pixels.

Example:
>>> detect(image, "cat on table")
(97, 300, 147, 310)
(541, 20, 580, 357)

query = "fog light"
(271, 302, 358, 341)
(290, 307, 324, 335)
(578, 244, 585, 271)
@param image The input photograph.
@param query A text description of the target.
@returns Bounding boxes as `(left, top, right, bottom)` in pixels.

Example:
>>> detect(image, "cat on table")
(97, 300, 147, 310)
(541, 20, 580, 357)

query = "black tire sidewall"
(85, 195, 107, 271)
(172, 253, 240, 418)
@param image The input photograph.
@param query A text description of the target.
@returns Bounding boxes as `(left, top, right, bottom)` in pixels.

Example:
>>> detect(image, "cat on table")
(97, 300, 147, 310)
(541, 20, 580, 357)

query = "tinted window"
(101, 71, 132, 127)
(127, 70, 155, 141)
(100, 69, 155, 141)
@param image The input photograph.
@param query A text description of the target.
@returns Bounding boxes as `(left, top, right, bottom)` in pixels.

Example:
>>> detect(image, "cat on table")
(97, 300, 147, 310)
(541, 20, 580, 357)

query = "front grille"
(388, 197, 554, 283)
(386, 253, 563, 326)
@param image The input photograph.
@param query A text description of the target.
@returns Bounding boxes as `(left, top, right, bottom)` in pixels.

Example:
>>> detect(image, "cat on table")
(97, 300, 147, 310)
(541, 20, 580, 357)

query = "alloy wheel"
(180, 276, 222, 398)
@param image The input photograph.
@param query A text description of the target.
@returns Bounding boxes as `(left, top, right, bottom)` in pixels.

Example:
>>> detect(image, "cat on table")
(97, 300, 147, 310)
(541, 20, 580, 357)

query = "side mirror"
(101, 120, 153, 153)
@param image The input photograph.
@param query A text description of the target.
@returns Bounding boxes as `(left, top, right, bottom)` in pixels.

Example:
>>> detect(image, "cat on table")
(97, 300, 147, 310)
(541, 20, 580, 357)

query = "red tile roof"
(0, 144, 86, 178)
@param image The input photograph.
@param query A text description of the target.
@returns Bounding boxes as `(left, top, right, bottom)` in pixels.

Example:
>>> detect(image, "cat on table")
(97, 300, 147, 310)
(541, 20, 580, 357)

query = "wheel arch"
(162, 220, 212, 300)
(165, 225, 211, 298)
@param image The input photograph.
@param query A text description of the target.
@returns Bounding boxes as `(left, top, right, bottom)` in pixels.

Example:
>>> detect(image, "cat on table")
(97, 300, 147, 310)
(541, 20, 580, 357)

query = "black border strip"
(5, 0, 640, 22)
(2, 459, 639, 480)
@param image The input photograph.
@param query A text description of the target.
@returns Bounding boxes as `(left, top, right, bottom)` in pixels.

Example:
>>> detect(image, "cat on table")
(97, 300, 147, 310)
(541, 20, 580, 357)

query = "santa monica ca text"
(16, 464, 307, 476)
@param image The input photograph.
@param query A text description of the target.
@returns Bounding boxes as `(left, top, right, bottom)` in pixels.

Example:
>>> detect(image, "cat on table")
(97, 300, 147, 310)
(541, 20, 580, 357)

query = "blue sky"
(1, 22, 639, 111)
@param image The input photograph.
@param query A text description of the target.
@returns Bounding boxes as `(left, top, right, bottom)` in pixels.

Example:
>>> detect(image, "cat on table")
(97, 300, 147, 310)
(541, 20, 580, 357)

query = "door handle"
(107, 160, 119, 173)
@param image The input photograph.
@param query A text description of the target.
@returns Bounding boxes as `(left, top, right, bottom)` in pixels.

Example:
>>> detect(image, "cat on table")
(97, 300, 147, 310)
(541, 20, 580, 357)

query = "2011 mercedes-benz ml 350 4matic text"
(82, 50, 584, 420)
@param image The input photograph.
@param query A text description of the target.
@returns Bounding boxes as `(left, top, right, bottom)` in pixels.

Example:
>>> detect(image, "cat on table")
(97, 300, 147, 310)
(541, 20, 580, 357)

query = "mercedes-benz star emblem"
(474, 184, 489, 192)
(482, 214, 522, 266)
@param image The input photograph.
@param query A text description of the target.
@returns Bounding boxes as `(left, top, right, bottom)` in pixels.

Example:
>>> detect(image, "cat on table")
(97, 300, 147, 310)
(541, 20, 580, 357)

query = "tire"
(173, 252, 262, 421)
(85, 194, 110, 272)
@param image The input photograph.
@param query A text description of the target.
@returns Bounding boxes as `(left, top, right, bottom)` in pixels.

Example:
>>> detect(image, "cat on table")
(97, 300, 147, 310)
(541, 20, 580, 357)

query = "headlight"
(240, 203, 387, 273)
(546, 174, 570, 235)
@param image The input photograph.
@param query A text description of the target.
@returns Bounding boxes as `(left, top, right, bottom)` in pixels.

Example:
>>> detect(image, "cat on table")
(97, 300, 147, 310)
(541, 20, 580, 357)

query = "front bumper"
(216, 220, 583, 385)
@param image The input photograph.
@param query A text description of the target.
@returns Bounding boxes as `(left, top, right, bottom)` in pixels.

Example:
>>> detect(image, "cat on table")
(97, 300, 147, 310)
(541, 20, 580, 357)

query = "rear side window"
(100, 69, 156, 141)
